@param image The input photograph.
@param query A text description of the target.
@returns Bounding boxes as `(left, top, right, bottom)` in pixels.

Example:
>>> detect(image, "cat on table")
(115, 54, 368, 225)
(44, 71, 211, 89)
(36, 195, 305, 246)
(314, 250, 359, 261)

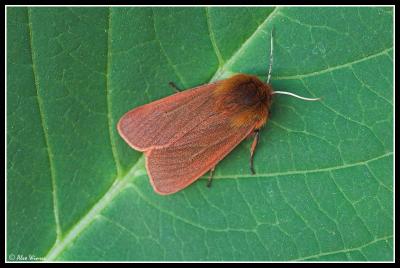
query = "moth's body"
(117, 74, 273, 194)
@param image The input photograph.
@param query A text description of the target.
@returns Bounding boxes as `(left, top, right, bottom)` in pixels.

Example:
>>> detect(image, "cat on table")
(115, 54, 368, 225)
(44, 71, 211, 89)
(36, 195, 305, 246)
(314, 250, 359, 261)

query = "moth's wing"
(145, 113, 256, 195)
(117, 82, 219, 151)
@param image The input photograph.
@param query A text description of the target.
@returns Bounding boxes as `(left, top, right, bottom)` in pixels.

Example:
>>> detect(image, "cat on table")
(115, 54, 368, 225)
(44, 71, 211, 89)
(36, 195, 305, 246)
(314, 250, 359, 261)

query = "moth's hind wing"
(145, 113, 255, 195)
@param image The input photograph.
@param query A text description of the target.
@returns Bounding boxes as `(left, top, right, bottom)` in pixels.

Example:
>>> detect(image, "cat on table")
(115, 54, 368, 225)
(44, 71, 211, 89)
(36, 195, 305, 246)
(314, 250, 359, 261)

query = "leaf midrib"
(45, 157, 146, 260)
(43, 7, 280, 260)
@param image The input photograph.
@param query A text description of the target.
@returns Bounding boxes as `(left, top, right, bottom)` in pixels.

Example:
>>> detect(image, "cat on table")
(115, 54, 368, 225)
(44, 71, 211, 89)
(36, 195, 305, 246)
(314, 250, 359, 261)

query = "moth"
(118, 29, 319, 195)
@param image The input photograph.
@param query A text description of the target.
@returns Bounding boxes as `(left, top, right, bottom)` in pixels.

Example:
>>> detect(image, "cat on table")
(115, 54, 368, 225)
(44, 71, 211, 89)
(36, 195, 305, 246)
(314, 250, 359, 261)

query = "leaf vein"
(105, 7, 122, 176)
(328, 171, 375, 240)
(274, 47, 393, 80)
(212, 152, 392, 180)
(214, 7, 280, 79)
(298, 78, 387, 153)
(275, 177, 321, 256)
(293, 235, 392, 261)
(151, 8, 187, 87)
(205, 7, 224, 66)
(27, 8, 62, 242)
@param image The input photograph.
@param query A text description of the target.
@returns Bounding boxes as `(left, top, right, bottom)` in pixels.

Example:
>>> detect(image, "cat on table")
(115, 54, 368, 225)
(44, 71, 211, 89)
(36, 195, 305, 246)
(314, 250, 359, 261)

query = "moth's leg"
(250, 129, 260, 175)
(168, 81, 181, 93)
(206, 167, 216, 188)
(245, 131, 256, 140)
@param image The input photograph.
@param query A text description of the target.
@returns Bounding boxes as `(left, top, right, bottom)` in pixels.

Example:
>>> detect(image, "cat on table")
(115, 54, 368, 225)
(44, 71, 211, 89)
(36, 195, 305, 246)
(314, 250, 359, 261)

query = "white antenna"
(272, 91, 321, 101)
(267, 28, 320, 102)
(266, 28, 274, 84)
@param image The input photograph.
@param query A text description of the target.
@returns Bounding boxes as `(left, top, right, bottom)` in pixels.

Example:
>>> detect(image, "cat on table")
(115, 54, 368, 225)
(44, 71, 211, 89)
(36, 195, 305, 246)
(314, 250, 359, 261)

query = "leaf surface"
(7, 7, 393, 261)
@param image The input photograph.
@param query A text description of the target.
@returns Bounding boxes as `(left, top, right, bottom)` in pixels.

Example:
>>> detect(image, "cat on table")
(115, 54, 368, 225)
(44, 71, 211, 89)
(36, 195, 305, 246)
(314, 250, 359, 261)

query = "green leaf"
(7, 7, 393, 261)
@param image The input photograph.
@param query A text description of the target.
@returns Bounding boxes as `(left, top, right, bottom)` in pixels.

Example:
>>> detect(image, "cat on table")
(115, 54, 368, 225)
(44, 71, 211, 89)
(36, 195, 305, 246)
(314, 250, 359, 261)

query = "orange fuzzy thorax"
(213, 74, 273, 129)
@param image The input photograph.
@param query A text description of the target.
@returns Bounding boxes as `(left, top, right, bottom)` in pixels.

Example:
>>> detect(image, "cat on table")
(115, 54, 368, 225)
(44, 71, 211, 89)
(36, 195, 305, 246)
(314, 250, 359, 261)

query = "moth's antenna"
(267, 28, 320, 102)
(272, 91, 321, 101)
(266, 27, 274, 84)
